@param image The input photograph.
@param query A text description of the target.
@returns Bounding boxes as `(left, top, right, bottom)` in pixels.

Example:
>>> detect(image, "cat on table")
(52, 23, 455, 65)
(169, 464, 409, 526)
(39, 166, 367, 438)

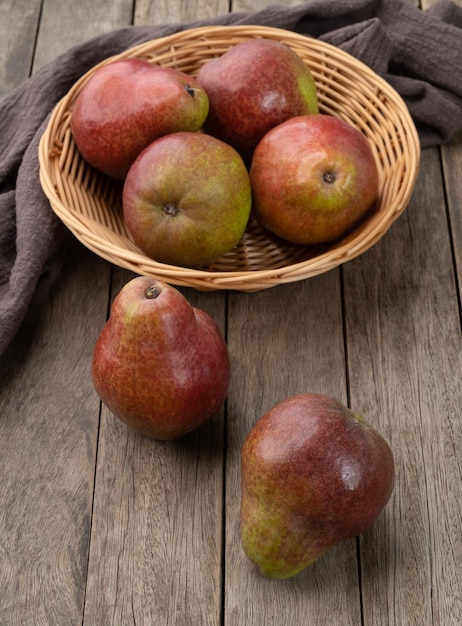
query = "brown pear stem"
(145, 283, 161, 299)
(184, 84, 196, 98)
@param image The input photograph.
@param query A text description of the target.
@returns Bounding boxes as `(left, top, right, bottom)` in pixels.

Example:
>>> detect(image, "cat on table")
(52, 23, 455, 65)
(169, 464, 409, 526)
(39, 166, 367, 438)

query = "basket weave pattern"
(39, 25, 420, 291)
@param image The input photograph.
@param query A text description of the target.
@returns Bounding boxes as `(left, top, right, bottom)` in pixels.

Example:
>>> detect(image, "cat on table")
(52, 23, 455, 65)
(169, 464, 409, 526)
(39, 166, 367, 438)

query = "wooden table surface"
(1, 0, 461, 624)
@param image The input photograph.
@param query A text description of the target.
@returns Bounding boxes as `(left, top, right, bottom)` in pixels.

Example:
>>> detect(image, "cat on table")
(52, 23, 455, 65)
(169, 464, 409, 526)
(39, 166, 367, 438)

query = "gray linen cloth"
(1, 0, 461, 355)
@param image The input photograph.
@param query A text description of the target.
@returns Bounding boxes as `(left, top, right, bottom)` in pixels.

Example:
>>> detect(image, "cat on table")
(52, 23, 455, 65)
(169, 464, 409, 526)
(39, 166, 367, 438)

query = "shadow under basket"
(39, 25, 421, 292)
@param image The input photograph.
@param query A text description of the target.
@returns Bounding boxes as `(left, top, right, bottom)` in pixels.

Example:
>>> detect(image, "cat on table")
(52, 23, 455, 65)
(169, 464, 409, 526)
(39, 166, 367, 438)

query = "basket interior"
(39, 26, 420, 290)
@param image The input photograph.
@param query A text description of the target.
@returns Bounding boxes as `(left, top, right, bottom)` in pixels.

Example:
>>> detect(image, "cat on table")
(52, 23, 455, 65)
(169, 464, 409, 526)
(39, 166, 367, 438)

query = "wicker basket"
(39, 25, 420, 291)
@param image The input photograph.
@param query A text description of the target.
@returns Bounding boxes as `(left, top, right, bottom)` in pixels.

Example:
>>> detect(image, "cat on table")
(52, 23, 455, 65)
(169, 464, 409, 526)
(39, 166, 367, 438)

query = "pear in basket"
(122, 131, 252, 268)
(70, 58, 209, 179)
(250, 114, 379, 245)
(196, 38, 318, 165)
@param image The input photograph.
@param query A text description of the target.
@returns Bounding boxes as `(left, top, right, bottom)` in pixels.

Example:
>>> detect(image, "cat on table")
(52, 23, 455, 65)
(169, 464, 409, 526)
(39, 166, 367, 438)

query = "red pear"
(250, 114, 379, 244)
(196, 38, 318, 163)
(122, 131, 252, 268)
(70, 58, 209, 179)
(92, 277, 230, 440)
(240, 393, 395, 578)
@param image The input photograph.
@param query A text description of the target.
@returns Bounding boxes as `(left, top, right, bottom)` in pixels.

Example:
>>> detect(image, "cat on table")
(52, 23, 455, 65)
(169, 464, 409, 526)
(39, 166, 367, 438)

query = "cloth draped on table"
(1, 0, 461, 355)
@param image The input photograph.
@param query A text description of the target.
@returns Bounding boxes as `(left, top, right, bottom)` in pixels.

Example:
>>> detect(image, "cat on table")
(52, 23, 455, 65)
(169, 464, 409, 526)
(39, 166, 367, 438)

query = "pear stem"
(145, 284, 161, 299)
(184, 84, 196, 98)
(162, 203, 179, 217)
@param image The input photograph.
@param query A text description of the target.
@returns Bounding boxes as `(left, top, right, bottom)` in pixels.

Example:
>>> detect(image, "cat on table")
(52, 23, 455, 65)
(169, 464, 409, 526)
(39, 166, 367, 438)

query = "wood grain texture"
(422, 0, 462, 7)
(231, 0, 301, 11)
(0, 0, 41, 96)
(83, 269, 227, 625)
(0, 243, 111, 624)
(80, 4, 229, 622)
(134, 0, 229, 24)
(224, 276, 363, 626)
(0, 0, 461, 624)
(343, 147, 462, 625)
(33, 0, 133, 69)
(0, 1, 128, 623)
(442, 131, 462, 300)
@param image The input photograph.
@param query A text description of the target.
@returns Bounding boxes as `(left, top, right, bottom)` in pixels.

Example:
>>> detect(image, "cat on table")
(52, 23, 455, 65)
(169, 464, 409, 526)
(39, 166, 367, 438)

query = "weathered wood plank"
(422, 0, 462, 8)
(0, 0, 132, 623)
(0, 241, 111, 624)
(441, 131, 462, 301)
(231, 0, 301, 11)
(224, 275, 363, 625)
(0, 0, 41, 96)
(221, 1, 361, 621)
(78, 0, 230, 619)
(83, 269, 227, 625)
(421, 0, 462, 302)
(343, 146, 462, 625)
(134, 0, 229, 24)
(34, 0, 133, 68)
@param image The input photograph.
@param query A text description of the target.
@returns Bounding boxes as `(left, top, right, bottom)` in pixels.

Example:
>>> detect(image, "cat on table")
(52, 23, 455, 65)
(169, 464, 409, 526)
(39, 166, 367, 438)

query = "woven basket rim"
(38, 24, 421, 291)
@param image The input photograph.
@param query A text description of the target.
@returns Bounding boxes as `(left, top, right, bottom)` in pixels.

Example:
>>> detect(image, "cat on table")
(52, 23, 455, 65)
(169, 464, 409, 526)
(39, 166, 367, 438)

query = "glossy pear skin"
(122, 131, 252, 268)
(250, 114, 379, 245)
(240, 393, 395, 579)
(196, 38, 318, 163)
(92, 277, 230, 440)
(71, 58, 209, 179)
